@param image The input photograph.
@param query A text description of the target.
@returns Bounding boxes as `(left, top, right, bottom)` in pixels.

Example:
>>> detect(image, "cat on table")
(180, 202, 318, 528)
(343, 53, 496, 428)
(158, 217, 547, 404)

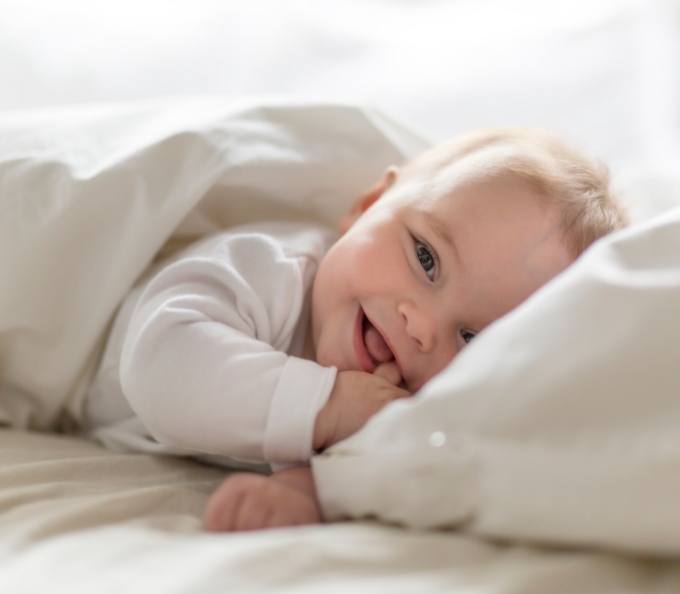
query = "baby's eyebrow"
(422, 210, 463, 269)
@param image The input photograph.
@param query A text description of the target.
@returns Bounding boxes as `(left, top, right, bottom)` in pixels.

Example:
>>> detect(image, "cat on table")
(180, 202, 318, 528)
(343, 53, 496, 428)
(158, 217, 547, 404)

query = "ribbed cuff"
(263, 357, 336, 463)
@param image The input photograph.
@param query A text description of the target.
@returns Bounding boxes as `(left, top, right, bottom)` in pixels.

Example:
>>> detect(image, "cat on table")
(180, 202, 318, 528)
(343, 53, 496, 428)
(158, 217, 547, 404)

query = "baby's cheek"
(315, 327, 351, 372)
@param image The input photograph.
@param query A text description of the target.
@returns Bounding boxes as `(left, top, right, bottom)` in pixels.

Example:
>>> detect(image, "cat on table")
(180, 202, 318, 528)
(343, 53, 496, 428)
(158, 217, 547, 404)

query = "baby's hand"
(203, 466, 320, 532)
(313, 362, 411, 451)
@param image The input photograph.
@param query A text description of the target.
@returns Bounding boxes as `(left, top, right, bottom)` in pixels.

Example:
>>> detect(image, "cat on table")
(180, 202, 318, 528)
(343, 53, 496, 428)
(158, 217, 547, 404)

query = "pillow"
(312, 205, 680, 556)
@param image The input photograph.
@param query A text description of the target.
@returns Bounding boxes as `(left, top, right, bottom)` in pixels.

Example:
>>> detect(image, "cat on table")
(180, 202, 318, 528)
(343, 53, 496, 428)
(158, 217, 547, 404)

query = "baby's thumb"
(373, 361, 402, 386)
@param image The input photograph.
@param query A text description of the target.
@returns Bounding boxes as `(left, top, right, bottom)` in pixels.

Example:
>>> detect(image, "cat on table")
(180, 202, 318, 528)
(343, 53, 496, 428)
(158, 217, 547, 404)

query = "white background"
(1, 0, 679, 213)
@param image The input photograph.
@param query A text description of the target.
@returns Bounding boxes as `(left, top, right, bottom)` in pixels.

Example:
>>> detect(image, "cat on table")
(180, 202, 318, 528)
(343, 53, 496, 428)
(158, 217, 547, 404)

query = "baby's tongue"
(364, 322, 393, 364)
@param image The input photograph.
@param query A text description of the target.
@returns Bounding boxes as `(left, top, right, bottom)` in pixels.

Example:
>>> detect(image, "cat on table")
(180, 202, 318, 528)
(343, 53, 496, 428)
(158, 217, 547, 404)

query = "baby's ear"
(339, 166, 399, 234)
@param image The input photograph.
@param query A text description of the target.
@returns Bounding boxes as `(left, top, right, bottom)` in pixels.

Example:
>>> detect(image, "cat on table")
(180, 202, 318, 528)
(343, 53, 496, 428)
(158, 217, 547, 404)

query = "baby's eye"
(414, 238, 437, 281)
(459, 328, 477, 345)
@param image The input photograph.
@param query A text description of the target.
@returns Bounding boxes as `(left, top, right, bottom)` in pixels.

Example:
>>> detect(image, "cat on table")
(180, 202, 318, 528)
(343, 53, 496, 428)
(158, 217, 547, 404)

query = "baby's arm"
(119, 233, 337, 464)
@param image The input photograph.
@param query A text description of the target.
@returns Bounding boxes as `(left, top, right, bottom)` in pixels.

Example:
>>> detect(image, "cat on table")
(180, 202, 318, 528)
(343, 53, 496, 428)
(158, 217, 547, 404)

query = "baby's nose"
(398, 302, 434, 353)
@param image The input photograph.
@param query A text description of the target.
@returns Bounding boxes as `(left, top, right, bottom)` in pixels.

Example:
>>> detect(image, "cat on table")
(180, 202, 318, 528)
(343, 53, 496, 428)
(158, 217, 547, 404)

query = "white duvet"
(0, 99, 425, 430)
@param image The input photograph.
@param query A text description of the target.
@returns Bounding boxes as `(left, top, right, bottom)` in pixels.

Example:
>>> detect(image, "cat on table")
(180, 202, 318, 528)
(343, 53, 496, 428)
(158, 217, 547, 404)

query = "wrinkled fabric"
(0, 99, 426, 430)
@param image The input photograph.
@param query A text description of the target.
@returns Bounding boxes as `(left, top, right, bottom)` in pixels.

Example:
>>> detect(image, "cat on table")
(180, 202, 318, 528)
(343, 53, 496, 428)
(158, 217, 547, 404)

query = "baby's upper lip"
(363, 309, 405, 381)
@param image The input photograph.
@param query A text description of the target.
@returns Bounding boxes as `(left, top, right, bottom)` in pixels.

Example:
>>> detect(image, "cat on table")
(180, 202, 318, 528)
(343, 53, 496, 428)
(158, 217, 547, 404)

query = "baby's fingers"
(204, 473, 268, 532)
(234, 495, 273, 532)
(203, 476, 245, 531)
(373, 361, 402, 386)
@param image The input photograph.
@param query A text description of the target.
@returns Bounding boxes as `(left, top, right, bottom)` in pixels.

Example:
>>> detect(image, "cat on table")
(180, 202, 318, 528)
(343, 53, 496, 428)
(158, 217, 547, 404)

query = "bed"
(2, 1, 680, 592)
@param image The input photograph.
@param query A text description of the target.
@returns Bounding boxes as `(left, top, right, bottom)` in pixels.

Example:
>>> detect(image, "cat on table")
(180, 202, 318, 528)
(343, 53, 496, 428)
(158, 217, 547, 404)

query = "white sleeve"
(119, 233, 336, 464)
(311, 209, 680, 555)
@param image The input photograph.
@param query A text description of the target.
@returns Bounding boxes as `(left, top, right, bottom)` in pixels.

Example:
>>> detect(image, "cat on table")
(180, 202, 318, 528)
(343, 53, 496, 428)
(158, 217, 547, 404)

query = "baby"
(83, 128, 627, 530)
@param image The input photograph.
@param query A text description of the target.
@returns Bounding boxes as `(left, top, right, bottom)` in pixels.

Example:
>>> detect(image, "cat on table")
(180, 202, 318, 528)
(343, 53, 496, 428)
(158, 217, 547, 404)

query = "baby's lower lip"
(353, 307, 375, 373)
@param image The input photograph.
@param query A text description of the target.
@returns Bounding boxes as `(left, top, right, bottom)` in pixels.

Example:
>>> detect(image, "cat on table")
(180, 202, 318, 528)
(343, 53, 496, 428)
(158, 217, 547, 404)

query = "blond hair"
(402, 128, 629, 257)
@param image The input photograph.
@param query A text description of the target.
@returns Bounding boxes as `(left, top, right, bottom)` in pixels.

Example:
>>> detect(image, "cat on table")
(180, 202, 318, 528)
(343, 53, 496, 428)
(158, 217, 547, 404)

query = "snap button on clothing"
(428, 431, 447, 448)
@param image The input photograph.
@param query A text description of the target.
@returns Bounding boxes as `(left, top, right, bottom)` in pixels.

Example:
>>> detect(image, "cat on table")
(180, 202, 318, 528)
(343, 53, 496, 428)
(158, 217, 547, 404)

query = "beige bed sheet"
(1, 429, 678, 594)
(0, 429, 223, 553)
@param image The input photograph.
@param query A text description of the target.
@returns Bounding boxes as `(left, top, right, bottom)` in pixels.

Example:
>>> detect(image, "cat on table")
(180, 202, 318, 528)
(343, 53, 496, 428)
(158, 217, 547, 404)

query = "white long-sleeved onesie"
(85, 222, 338, 468)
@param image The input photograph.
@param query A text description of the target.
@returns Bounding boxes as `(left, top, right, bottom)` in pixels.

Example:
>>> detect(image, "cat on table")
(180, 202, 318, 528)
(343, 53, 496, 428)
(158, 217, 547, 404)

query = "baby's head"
(311, 129, 628, 391)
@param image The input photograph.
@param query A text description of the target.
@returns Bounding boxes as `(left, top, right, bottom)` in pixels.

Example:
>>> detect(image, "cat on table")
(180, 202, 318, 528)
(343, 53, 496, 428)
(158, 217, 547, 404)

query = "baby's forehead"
(410, 141, 539, 183)
(395, 146, 533, 206)
(412, 140, 566, 215)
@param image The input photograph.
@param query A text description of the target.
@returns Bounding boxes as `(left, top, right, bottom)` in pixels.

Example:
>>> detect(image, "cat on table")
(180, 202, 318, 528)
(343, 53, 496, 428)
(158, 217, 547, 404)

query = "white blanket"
(0, 99, 426, 430)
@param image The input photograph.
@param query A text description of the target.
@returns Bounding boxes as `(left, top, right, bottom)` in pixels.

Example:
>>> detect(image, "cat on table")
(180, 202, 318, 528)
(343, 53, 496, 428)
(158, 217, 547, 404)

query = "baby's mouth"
(361, 311, 395, 365)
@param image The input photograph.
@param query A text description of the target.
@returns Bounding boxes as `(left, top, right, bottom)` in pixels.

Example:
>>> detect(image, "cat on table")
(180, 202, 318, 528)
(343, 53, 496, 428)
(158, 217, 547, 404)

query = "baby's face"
(310, 158, 573, 392)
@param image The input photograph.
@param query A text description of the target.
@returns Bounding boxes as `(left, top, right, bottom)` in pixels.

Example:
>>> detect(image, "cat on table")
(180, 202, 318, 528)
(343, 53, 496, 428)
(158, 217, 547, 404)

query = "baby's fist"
(203, 473, 321, 532)
(313, 365, 410, 451)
